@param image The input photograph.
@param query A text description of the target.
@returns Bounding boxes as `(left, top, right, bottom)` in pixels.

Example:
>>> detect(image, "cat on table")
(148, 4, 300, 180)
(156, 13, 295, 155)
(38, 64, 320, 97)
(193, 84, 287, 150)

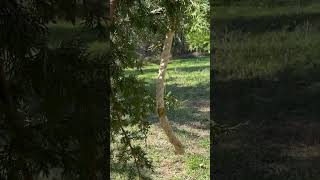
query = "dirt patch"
(145, 123, 209, 179)
(186, 100, 210, 111)
(214, 117, 320, 180)
(189, 121, 210, 130)
(286, 144, 320, 160)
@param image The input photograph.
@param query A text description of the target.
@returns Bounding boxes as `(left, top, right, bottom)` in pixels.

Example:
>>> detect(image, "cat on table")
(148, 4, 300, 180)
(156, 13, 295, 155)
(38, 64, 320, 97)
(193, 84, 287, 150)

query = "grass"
(215, 30, 320, 80)
(213, 2, 320, 35)
(214, 3, 320, 20)
(112, 57, 210, 179)
(213, 2, 320, 180)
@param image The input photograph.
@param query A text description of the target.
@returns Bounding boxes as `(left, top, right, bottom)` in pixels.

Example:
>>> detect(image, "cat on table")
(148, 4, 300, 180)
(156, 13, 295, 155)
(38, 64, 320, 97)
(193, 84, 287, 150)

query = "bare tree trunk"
(156, 30, 184, 154)
(109, 0, 117, 22)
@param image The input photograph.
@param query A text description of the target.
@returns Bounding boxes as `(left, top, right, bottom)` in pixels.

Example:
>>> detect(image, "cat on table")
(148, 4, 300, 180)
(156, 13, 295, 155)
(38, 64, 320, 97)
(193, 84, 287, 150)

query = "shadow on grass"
(212, 65, 320, 180)
(139, 65, 209, 77)
(146, 82, 209, 124)
(139, 58, 210, 128)
(167, 83, 209, 101)
(167, 65, 210, 73)
(214, 10, 320, 35)
(174, 127, 202, 139)
(111, 162, 153, 180)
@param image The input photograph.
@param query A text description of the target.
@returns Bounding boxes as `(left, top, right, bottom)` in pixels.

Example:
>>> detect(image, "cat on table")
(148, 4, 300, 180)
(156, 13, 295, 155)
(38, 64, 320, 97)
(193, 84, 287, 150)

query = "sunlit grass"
(129, 57, 209, 86)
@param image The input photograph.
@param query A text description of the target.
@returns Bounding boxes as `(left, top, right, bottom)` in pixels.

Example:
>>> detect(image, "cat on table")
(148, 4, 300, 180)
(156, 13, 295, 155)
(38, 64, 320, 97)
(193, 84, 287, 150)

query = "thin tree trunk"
(101, 0, 115, 179)
(156, 30, 184, 154)
(109, 0, 117, 22)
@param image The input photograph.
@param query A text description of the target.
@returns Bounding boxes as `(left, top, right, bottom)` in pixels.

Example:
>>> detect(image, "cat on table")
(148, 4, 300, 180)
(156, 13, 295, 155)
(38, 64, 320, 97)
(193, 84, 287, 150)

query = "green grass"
(131, 58, 209, 85)
(113, 57, 210, 179)
(199, 139, 210, 149)
(185, 154, 210, 180)
(215, 3, 320, 20)
(215, 30, 320, 81)
(214, 2, 320, 35)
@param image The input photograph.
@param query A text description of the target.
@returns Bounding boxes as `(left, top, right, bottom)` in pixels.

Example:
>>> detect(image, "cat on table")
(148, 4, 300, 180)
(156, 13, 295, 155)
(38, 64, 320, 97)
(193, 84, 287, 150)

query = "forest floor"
(112, 57, 210, 179)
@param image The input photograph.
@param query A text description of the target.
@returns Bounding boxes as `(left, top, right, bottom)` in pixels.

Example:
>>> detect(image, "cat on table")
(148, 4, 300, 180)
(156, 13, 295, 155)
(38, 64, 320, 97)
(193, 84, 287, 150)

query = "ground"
(112, 57, 210, 179)
(212, 2, 320, 180)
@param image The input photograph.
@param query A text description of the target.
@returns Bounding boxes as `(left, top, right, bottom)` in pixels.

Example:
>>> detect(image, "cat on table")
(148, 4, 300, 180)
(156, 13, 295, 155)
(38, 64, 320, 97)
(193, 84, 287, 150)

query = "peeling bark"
(156, 30, 184, 154)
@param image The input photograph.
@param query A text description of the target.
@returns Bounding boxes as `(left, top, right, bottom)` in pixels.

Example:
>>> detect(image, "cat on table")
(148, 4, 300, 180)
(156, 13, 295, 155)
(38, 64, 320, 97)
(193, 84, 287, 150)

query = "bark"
(156, 30, 184, 154)
(109, 0, 117, 22)
(79, 121, 97, 180)
(102, 0, 115, 179)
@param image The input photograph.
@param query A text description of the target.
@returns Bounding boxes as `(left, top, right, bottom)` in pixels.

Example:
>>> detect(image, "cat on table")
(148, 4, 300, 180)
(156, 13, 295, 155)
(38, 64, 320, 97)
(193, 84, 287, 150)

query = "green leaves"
(185, 0, 210, 52)
(165, 91, 182, 110)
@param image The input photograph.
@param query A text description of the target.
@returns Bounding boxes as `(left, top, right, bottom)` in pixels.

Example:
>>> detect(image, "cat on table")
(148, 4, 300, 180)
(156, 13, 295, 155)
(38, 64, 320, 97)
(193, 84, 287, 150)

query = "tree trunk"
(109, 0, 117, 22)
(156, 30, 184, 154)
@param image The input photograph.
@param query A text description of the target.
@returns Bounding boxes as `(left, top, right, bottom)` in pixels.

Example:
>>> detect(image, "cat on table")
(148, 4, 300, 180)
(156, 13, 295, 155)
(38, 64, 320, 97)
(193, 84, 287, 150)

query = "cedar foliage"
(0, 0, 154, 179)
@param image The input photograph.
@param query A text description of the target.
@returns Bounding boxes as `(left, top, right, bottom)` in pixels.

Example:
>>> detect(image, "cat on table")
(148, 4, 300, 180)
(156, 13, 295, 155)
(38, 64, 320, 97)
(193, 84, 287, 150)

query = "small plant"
(165, 91, 182, 111)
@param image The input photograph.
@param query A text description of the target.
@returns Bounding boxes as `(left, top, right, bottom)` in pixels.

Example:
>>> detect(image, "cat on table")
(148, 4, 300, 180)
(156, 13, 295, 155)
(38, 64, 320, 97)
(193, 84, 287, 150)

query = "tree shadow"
(173, 127, 203, 139)
(211, 64, 320, 179)
(167, 65, 210, 73)
(111, 161, 153, 180)
(147, 82, 209, 126)
(139, 64, 209, 75)
(139, 58, 210, 128)
(214, 10, 320, 36)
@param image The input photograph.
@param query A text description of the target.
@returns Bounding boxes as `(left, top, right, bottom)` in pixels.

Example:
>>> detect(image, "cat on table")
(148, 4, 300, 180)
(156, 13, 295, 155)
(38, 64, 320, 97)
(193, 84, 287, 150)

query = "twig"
(120, 125, 142, 179)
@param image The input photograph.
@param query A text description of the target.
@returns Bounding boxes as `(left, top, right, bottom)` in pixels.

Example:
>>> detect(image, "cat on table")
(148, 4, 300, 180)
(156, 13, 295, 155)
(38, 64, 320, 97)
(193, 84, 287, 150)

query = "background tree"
(186, 0, 210, 53)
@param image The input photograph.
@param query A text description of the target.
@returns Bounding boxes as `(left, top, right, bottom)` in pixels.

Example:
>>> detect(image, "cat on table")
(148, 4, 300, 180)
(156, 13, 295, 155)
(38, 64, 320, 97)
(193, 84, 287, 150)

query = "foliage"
(109, 1, 158, 177)
(186, 0, 210, 52)
(0, 0, 155, 179)
(0, 1, 109, 175)
(165, 91, 182, 110)
(125, 0, 210, 61)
